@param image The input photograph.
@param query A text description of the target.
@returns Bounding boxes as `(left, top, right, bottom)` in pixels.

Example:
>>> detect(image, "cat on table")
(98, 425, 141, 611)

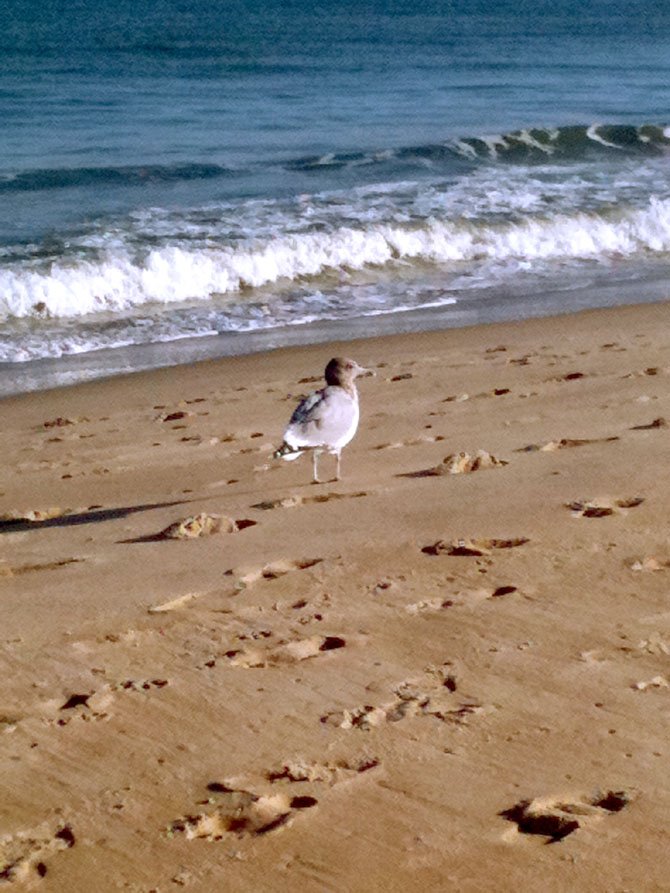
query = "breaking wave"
(2, 196, 670, 322)
(287, 123, 670, 170)
(2, 123, 668, 195)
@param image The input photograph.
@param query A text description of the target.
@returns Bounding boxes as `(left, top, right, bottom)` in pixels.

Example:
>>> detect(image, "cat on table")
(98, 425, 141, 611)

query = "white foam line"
(234, 296, 459, 329)
(586, 124, 621, 149)
(452, 140, 478, 160)
(514, 130, 555, 155)
(480, 135, 510, 159)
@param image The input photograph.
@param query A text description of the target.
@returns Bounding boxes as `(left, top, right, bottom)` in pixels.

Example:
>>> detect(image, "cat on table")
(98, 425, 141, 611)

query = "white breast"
(329, 397, 359, 451)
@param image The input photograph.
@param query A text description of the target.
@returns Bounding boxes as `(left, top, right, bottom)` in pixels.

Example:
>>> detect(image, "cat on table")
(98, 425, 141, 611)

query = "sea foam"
(2, 197, 670, 322)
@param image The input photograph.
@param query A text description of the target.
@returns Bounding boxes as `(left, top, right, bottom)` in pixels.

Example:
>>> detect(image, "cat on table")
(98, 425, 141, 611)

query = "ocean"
(1, 0, 670, 395)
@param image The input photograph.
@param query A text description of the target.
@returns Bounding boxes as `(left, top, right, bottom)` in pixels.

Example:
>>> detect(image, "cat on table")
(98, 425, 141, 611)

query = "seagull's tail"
(273, 441, 304, 462)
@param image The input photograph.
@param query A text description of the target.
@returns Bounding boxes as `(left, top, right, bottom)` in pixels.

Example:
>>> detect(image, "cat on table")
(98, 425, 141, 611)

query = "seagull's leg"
(312, 450, 320, 484)
(335, 450, 341, 481)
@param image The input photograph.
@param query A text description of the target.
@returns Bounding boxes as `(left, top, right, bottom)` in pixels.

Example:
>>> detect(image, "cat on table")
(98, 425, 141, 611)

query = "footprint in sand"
(404, 597, 455, 614)
(228, 557, 324, 588)
(265, 756, 379, 785)
(169, 784, 317, 841)
(399, 450, 507, 479)
(0, 506, 71, 524)
(148, 591, 214, 613)
(549, 371, 587, 383)
(627, 556, 670, 573)
(404, 585, 517, 615)
(251, 491, 370, 511)
(320, 694, 482, 731)
(491, 585, 518, 598)
(288, 595, 329, 626)
(422, 537, 529, 557)
(320, 669, 481, 731)
(170, 792, 298, 839)
(0, 713, 22, 732)
(0, 557, 82, 578)
(500, 789, 635, 843)
(515, 436, 619, 453)
(621, 366, 664, 379)
(49, 679, 169, 727)
(632, 675, 669, 691)
(373, 434, 446, 451)
(223, 634, 347, 669)
(440, 394, 470, 404)
(157, 410, 194, 423)
(112, 678, 169, 692)
(629, 417, 667, 430)
(42, 417, 79, 429)
(122, 514, 257, 544)
(566, 497, 644, 518)
(170, 755, 379, 844)
(485, 387, 511, 397)
(0, 822, 75, 883)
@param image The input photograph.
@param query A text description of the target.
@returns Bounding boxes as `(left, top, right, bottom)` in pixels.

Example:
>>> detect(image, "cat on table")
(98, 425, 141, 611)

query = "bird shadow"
(0, 500, 191, 535)
(118, 531, 173, 544)
(395, 468, 443, 479)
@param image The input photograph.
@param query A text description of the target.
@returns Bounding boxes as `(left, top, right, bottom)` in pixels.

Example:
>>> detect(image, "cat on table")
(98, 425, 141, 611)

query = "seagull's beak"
(355, 364, 375, 378)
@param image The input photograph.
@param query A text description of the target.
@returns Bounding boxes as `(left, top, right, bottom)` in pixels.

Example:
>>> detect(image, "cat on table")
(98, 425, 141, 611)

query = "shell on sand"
(159, 513, 237, 539)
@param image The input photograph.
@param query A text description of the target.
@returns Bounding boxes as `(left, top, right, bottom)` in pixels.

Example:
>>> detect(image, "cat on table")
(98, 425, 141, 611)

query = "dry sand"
(2, 301, 670, 891)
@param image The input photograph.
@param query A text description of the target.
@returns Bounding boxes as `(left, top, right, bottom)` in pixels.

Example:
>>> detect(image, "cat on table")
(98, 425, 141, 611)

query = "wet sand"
(2, 300, 670, 890)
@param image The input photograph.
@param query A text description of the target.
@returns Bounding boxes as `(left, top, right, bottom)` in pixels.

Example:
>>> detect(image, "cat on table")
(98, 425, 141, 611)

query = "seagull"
(274, 357, 373, 483)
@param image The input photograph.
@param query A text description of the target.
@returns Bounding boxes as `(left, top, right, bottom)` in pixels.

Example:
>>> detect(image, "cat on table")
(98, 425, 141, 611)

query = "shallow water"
(1, 0, 670, 393)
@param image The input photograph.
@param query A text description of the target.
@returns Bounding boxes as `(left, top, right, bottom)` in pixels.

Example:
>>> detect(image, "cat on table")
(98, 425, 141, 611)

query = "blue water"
(2, 0, 670, 393)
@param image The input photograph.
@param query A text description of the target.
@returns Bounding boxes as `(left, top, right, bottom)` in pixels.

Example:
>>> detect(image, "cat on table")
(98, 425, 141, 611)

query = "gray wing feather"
(288, 390, 324, 427)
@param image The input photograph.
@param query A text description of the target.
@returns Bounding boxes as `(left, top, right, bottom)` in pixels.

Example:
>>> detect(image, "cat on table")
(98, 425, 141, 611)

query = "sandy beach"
(2, 299, 670, 891)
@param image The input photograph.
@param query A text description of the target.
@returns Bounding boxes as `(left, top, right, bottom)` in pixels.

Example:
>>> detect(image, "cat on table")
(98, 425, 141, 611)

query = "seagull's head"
(325, 357, 375, 387)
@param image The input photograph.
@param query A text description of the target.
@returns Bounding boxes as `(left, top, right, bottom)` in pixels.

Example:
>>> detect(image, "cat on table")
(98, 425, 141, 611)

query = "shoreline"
(2, 297, 670, 889)
(3, 274, 670, 400)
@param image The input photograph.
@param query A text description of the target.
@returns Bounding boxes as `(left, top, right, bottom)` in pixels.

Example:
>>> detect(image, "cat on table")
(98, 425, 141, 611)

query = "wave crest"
(3, 122, 669, 196)
(2, 197, 670, 321)
(288, 123, 670, 170)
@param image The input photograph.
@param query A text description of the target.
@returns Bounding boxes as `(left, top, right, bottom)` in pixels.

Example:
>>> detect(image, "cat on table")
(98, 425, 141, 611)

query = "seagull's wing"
(284, 387, 354, 449)
(288, 390, 324, 428)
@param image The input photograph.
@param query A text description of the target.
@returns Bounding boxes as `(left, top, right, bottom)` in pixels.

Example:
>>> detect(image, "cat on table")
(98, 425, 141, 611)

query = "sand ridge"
(1, 301, 670, 890)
